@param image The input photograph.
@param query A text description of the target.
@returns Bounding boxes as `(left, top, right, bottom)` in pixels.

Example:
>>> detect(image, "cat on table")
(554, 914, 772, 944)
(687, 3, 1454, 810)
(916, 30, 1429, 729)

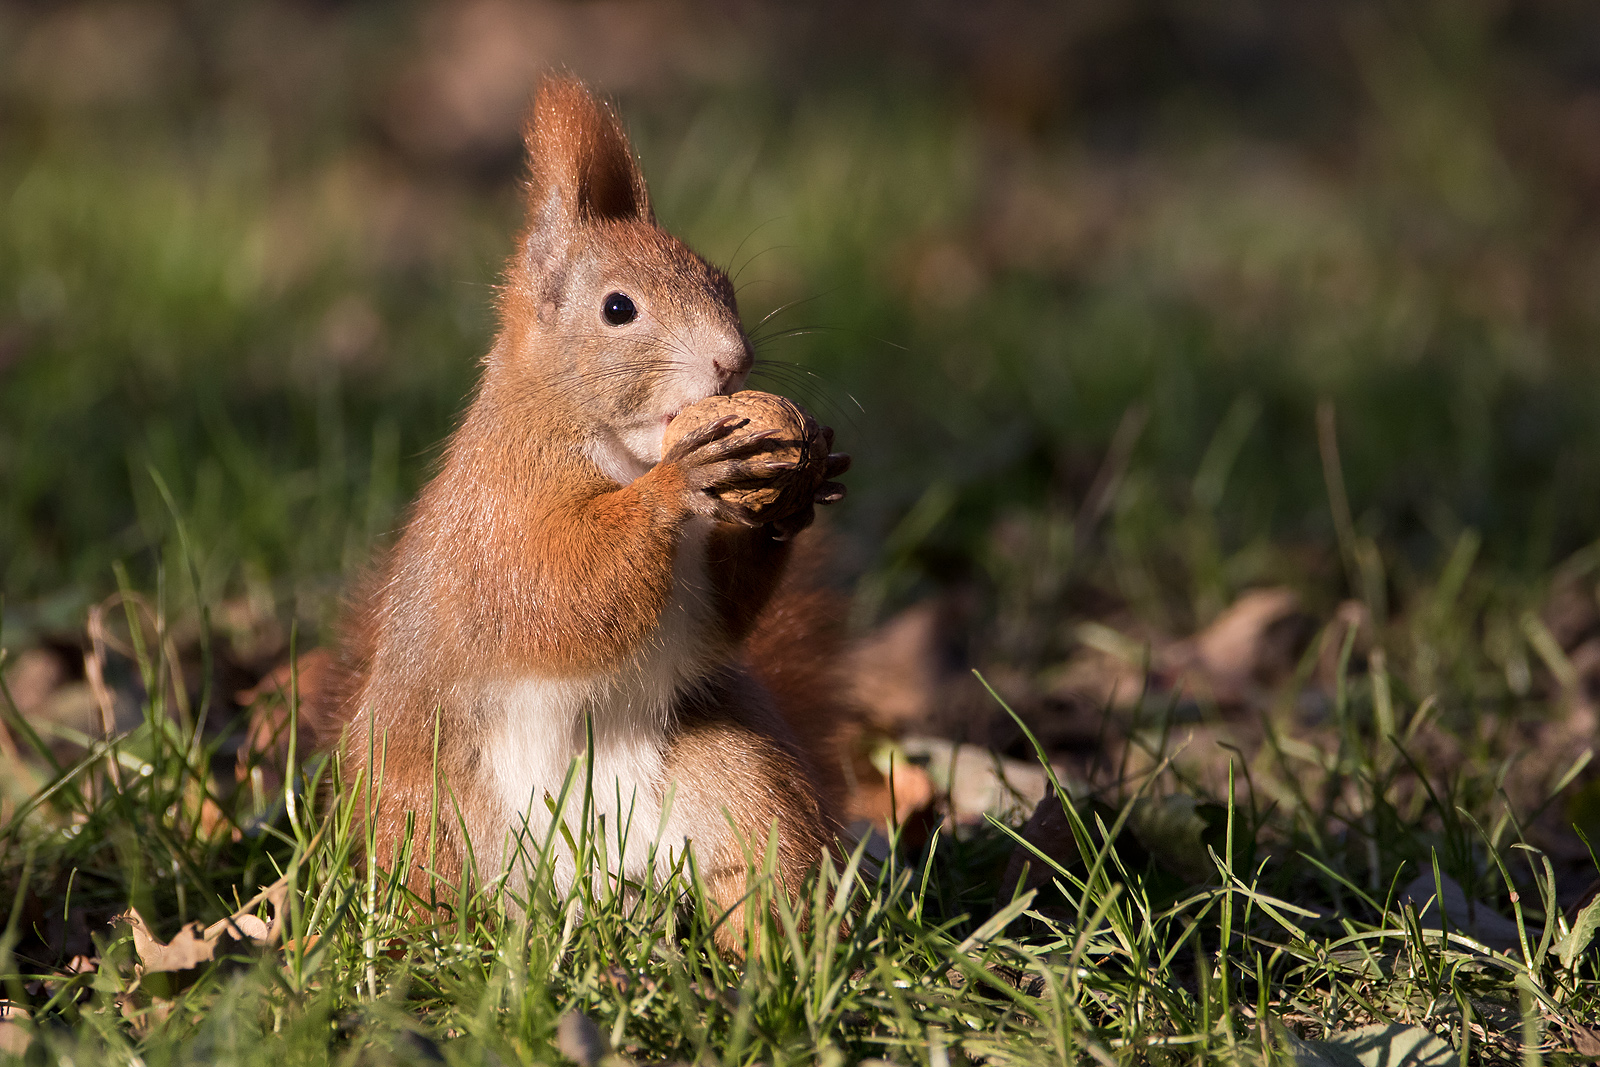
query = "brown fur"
(319, 76, 852, 951)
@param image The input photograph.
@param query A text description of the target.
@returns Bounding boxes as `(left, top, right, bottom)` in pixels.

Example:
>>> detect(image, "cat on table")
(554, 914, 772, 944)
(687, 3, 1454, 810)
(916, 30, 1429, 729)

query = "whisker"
(725, 218, 785, 282)
(748, 359, 867, 429)
(660, 321, 702, 376)
(746, 291, 830, 342)
(734, 277, 782, 299)
(752, 326, 843, 344)
(540, 348, 696, 390)
(730, 243, 793, 287)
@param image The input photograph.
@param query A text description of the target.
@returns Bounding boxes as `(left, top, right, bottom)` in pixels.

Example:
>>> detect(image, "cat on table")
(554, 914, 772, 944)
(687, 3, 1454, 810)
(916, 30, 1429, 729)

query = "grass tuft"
(2, 579, 1597, 1065)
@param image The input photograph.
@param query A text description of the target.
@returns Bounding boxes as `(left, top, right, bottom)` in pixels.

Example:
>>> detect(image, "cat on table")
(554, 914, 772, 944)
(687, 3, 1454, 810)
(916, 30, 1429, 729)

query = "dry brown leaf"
(3, 647, 67, 717)
(1398, 872, 1521, 952)
(257, 876, 291, 942)
(282, 933, 320, 954)
(846, 739, 936, 828)
(1165, 587, 1310, 704)
(1044, 642, 1149, 709)
(902, 736, 1054, 824)
(120, 912, 218, 973)
(1572, 1023, 1600, 1058)
(117, 991, 173, 1037)
(226, 914, 270, 941)
(1194, 589, 1301, 675)
(1000, 793, 1079, 900)
(848, 603, 945, 729)
(234, 647, 335, 710)
(117, 874, 289, 974)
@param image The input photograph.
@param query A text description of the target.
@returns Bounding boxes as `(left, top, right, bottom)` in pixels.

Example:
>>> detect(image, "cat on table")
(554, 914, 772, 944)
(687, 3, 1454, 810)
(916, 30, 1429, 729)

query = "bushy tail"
(743, 532, 859, 820)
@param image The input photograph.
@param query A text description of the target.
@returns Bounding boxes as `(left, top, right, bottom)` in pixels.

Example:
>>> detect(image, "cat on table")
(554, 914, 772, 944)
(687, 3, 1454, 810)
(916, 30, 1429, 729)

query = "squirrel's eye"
(602, 291, 637, 326)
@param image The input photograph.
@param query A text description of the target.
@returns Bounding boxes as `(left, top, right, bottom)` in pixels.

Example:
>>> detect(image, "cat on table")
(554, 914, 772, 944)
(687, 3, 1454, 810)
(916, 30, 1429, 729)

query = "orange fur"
(319, 77, 851, 949)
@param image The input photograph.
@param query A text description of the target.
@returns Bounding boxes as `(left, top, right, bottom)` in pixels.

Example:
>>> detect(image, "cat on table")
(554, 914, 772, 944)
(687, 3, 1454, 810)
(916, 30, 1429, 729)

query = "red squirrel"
(319, 76, 852, 951)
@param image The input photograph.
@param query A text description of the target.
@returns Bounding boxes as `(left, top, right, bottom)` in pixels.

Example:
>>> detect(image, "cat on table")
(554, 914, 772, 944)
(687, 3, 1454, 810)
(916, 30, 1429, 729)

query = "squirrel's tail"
(743, 531, 860, 822)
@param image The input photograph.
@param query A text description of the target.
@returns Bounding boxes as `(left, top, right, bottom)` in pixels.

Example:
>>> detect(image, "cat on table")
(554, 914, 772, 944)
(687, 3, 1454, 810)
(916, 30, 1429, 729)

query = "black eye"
(602, 291, 637, 326)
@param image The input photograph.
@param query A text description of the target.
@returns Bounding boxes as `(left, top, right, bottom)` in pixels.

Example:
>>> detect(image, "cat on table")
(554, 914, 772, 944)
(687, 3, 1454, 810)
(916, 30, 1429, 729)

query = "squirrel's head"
(495, 76, 753, 484)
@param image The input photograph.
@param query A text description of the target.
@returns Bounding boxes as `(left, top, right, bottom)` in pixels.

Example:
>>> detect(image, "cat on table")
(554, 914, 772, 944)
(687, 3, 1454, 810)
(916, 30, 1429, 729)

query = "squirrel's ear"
(523, 76, 652, 244)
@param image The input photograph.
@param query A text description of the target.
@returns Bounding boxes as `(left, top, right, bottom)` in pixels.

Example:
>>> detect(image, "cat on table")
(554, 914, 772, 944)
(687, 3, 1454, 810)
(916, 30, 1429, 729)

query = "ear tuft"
(523, 76, 652, 234)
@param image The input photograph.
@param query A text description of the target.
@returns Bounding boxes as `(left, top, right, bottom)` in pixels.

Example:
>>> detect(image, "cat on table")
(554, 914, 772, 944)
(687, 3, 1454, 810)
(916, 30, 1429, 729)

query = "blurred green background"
(5, 0, 1600, 655)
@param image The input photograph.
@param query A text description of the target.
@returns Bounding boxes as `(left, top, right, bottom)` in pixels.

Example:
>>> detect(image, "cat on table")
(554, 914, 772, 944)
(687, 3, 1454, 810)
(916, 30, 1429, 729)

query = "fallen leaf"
(233, 647, 336, 710)
(2, 646, 68, 717)
(848, 603, 946, 730)
(1572, 1023, 1600, 1058)
(1315, 1023, 1455, 1067)
(117, 992, 173, 1037)
(902, 735, 1059, 824)
(1196, 588, 1302, 673)
(282, 933, 320, 954)
(116, 874, 289, 974)
(1000, 793, 1080, 900)
(226, 913, 270, 941)
(1314, 600, 1373, 690)
(1167, 587, 1313, 704)
(1129, 794, 1213, 884)
(1276, 1028, 1363, 1067)
(871, 741, 935, 815)
(235, 648, 336, 796)
(1399, 872, 1522, 951)
(1278, 1019, 1457, 1067)
(845, 738, 936, 833)
(119, 912, 218, 973)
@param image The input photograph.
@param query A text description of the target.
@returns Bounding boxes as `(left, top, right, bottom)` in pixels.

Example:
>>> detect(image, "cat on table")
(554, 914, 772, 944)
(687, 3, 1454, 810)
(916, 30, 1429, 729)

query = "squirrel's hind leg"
(664, 670, 839, 957)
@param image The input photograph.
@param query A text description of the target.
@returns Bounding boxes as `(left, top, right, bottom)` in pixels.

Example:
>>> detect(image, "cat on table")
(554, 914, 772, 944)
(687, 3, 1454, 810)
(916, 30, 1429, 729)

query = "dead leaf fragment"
(847, 739, 936, 829)
(902, 735, 1059, 823)
(235, 647, 336, 796)
(1568, 1023, 1600, 1062)
(1167, 587, 1312, 704)
(1000, 793, 1079, 899)
(849, 603, 946, 729)
(1571, 1023, 1600, 1058)
(1399, 872, 1521, 951)
(116, 875, 289, 974)
(3, 646, 68, 717)
(120, 912, 217, 973)
(117, 991, 174, 1037)
(1310, 1022, 1455, 1067)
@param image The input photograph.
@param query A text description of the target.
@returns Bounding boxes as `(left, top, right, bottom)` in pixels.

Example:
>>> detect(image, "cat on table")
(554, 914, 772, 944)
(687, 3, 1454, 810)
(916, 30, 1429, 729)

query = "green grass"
(8, 3, 1600, 1062)
(9, 4, 1600, 634)
(2, 579, 1599, 1064)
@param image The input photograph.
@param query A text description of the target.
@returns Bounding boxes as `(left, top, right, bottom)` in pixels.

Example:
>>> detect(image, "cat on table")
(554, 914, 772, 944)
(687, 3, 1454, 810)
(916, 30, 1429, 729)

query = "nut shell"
(662, 391, 826, 521)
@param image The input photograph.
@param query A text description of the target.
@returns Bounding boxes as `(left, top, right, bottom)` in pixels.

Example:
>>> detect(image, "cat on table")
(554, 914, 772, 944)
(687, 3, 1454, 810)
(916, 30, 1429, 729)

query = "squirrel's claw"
(768, 503, 816, 541)
(663, 414, 751, 463)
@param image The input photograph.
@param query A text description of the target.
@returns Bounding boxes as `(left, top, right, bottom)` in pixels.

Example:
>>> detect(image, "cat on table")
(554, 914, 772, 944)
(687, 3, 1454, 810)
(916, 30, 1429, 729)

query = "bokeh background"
(7, 1, 1600, 790)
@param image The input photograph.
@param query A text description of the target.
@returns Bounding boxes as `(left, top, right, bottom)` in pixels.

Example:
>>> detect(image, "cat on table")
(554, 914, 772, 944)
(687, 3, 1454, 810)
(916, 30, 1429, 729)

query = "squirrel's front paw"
(766, 430, 850, 541)
(664, 415, 801, 526)
(662, 392, 848, 534)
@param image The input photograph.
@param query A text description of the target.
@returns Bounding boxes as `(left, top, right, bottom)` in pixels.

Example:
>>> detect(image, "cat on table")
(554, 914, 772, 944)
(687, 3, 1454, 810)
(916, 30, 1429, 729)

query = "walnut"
(663, 391, 827, 521)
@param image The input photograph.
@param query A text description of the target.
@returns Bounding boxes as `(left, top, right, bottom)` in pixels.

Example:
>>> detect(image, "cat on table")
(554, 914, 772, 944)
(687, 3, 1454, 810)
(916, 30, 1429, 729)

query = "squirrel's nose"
(714, 342, 754, 393)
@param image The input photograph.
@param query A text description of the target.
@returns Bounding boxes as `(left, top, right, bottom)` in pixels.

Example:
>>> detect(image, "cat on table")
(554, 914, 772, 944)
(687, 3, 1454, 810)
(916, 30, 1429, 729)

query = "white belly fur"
(479, 516, 721, 892)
